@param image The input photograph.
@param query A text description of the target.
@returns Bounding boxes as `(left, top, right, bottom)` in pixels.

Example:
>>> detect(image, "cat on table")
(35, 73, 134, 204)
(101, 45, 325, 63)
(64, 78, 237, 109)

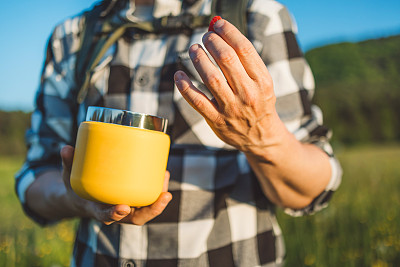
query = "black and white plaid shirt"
(15, 0, 342, 266)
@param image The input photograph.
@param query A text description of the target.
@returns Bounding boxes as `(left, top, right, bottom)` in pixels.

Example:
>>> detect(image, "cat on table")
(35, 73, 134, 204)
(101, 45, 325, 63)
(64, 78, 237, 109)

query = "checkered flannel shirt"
(15, 0, 342, 266)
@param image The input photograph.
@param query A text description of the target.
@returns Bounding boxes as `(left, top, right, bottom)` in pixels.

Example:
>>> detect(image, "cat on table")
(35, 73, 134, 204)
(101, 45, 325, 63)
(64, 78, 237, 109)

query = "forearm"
(244, 117, 332, 210)
(25, 170, 83, 221)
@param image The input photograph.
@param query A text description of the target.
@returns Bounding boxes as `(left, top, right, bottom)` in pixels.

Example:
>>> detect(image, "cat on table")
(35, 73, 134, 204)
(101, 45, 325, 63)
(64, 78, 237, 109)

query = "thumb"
(61, 145, 75, 189)
(61, 145, 75, 168)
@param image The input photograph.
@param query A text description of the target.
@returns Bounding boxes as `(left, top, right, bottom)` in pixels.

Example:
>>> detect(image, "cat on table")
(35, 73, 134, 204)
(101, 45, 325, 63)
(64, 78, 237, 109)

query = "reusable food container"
(70, 106, 170, 206)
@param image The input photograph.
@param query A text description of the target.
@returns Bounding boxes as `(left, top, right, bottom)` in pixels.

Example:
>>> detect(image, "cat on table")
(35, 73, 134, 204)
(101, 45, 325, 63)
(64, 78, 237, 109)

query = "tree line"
(308, 35, 400, 145)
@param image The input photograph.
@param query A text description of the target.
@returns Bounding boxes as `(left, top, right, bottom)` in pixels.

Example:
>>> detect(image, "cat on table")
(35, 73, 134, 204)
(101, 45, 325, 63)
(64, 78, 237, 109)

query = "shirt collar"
(124, 0, 183, 22)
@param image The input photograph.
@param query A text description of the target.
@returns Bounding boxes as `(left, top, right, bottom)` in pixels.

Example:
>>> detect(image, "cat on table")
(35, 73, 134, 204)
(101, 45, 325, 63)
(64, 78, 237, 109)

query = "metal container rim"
(86, 106, 168, 133)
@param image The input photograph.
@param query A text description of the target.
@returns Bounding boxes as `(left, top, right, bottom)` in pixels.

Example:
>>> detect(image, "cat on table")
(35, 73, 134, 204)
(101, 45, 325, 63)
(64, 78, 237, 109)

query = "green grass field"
(0, 157, 77, 267)
(1, 145, 399, 267)
(277, 145, 400, 267)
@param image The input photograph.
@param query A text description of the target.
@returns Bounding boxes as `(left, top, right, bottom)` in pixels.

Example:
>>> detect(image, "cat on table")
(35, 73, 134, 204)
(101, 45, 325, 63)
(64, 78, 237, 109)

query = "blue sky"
(0, 0, 399, 111)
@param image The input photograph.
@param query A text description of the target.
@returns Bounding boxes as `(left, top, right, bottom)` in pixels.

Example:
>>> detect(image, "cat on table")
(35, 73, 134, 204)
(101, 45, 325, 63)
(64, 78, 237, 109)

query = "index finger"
(125, 192, 173, 226)
(212, 19, 269, 80)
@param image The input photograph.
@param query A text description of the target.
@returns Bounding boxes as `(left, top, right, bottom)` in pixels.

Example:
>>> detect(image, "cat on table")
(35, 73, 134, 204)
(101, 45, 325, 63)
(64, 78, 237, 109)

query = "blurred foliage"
(0, 157, 76, 267)
(0, 110, 31, 156)
(306, 35, 400, 146)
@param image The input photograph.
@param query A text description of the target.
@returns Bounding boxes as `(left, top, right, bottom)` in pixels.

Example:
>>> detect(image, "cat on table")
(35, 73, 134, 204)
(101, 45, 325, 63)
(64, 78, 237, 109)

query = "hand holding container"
(70, 106, 170, 206)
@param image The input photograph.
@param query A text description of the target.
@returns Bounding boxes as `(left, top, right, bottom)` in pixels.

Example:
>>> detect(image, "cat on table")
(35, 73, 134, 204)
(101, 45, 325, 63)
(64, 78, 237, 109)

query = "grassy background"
(1, 145, 400, 266)
(278, 144, 400, 267)
(0, 157, 76, 267)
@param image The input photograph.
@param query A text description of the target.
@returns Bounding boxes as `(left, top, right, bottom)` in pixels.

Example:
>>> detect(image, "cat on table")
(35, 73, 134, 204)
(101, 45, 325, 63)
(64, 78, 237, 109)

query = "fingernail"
(174, 71, 184, 82)
(117, 210, 126, 216)
(208, 16, 222, 31)
(213, 19, 225, 30)
(189, 44, 200, 59)
(190, 44, 199, 51)
(116, 207, 129, 216)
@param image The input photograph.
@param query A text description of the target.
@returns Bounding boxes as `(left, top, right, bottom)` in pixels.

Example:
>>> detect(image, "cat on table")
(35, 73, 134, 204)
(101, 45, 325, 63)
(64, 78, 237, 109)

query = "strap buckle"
(158, 13, 195, 30)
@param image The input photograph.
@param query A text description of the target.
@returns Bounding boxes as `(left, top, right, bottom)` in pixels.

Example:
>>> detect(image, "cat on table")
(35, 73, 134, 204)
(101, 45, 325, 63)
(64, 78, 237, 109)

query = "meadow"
(0, 144, 399, 267)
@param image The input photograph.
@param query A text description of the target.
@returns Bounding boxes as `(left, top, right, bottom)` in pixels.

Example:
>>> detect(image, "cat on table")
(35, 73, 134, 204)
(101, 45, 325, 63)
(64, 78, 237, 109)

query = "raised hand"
(174, 19, 287, 157)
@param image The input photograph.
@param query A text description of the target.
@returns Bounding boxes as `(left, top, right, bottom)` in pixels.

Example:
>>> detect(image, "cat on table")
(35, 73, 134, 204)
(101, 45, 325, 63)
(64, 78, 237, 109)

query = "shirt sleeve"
(14, 16, 82, 225)
(247, 0, 342, 216)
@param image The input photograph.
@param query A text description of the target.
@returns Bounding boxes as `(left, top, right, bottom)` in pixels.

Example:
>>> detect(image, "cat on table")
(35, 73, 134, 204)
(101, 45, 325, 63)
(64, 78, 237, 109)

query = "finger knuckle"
(261, 76, 274, 89)
(236, 85, 257, 107)
(147, 204, 164, 218)
(202, 32, 219, 45)
(243, 92, 257, 106)
(190, 49, 207, 65)
(207, 73, 224, 89)
(150, 207, 163, 217)
(236, 43, 256, 58)
(218, 50, 237, 65)
(225, 26, 236, 37)
(213, 115, 226, 127)
(191, 94, 205, 110)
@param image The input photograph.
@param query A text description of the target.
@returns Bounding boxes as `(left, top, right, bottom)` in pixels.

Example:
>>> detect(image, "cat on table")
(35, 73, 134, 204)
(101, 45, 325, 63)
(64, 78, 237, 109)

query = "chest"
(80, 29, 226, 147)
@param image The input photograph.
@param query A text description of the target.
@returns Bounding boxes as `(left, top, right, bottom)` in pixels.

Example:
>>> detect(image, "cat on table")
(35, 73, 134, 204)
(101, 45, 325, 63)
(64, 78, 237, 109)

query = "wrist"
(241, 111, 296, 164)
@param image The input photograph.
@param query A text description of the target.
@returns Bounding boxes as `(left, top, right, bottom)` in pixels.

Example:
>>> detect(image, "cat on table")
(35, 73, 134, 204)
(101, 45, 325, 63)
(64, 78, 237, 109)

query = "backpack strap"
(75, 0, 249, 103)
(212, 0, 249, 36)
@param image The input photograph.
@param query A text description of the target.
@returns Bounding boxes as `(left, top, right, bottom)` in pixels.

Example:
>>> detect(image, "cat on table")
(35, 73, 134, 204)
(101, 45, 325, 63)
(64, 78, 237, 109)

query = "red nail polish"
(208, 16, 222, 32)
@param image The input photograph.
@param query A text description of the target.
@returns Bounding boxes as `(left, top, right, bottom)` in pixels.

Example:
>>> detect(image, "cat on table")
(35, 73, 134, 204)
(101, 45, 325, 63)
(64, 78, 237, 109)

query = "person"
(15, 0, 342, 266)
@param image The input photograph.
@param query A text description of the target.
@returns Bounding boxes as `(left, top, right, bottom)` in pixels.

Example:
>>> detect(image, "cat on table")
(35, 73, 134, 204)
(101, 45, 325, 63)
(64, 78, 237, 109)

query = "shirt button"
(121, 259, 135, 267)
(136, 74, 149, 87)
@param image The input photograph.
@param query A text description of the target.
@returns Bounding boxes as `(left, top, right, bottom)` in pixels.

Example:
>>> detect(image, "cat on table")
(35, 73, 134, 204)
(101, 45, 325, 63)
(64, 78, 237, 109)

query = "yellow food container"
(70, 106, 170, 206)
